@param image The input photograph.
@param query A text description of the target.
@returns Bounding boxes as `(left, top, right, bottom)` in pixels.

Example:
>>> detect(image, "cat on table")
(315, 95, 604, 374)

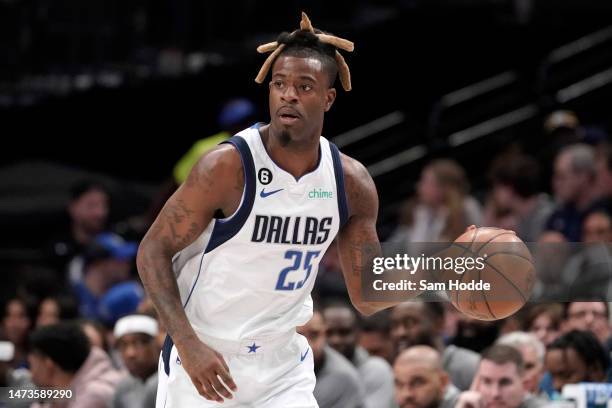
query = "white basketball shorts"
(156, 330, 318, 407)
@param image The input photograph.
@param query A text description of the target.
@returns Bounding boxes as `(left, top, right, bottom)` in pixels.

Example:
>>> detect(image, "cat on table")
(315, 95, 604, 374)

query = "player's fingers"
(210, 373, 233, 399)
(217, 367, 238, 392)
(201, 379, 224, 402)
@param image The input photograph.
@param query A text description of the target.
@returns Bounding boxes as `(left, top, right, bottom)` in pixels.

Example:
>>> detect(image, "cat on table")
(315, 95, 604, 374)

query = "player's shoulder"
(191, 142, 242, 177)
(338, 152, 378, 217)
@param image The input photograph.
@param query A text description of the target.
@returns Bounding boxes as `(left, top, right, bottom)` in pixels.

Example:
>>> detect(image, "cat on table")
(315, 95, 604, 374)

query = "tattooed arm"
(337, 154, 420, 316)
(136, 144, 242, 402)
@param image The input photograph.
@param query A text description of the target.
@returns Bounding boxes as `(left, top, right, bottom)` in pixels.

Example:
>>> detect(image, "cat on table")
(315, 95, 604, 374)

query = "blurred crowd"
(1, 108, 612, 407)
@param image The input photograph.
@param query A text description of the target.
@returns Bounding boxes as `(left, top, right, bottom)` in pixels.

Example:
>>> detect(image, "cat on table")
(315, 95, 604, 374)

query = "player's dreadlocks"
(255, 12, 354, 91)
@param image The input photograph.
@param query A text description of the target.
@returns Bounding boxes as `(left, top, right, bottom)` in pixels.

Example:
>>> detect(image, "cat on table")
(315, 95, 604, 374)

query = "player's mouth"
(277, 107, 301, 125)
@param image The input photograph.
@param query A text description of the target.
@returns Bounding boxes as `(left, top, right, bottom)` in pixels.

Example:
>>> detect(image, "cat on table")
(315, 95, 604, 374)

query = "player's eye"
(301, 84, 313, 91)
(273, 80, 284, 88)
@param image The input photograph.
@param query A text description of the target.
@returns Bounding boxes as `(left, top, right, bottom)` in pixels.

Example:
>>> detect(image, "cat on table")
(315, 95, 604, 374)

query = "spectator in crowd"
(581, 210, 612, 243)
(389, 159, 481, 245)
(112, 314, 160, 408)
(323, 303, 394, 408)
(543, 330, 610, 398)
(594, 142, 612, 203)
(49, 181, 110, 278)
(451, 315, 500, 353)
(36, 294, 79, 328)
(562, 302, 610, 345)
(456, 345, 546, 408)
(0, 338, 35, 408)
(393, 345, 460, 408)
(523, 303, 563, 346)
(297, 309, 363, 408)
(72, 233, 138, 321)
(29, 322, 124, 408)
(1, 296, 34, 369)
(390, 302, 479, 391)
(78, 319, 111, 356)
(487, 154, 553, 242)
(546, 144, 601, 241)
(496, 331, 546, 396)
(359, 312, 394, 364)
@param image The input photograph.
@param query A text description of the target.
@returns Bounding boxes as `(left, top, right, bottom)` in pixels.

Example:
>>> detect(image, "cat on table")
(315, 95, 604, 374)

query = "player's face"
(116, 333, 159, 379)
(476, 360, 526, 408)
(323, 307, 357, 359)
(394, 362, 446, 408)
(268, 55, 336, 146)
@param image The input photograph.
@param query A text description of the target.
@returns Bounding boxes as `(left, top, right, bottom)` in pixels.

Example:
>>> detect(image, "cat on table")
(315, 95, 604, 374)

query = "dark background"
(1, 0, 611, 256)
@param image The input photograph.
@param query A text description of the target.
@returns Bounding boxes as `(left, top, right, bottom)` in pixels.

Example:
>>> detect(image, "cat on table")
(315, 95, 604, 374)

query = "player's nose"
(281, 85, 299, 102)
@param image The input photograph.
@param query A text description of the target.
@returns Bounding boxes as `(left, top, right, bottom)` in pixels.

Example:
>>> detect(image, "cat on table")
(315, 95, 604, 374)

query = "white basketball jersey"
(171, 123, 348, 340)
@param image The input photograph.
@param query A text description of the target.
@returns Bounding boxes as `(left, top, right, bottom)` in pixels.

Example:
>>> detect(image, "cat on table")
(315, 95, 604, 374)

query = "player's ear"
(324, 87, 336, 112)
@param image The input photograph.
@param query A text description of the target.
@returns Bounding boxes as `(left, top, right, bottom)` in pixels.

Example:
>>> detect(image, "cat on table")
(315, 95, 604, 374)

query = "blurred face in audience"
(595, 156, 612, 198)
(417, 168, 442, 207)
(360, 331, 394, 364)
(518, 345, 543, 395)
(116, 333, 159, 380)
(564, 302, 610, 344)
(529, 313, 560, 346)
(582, 212, 612, 243)
(3, 299, 31, 346)
(394, 357, 448, 408)
(37, 298, 60, 328)
(297, 311, 326, 365)
(324, 306, 357, 360)
(475, 360, 526, 408)
(28, 351, 55, 387)
(69, 188, 109, 234)
(545, 347, 603, 392)
(391, 304, 436, 354)
(553, 152, 583, 204)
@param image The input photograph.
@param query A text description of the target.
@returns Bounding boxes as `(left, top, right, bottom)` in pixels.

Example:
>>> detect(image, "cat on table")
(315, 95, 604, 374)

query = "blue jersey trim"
(180, 135, 255, 313)
(161, 334, 173, 376)
(330, 142, 349, 228)
(205, 135, 256, 253)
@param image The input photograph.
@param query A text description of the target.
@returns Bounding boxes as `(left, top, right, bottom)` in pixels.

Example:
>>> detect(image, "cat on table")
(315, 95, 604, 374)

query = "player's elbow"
(351, 301, 378, 317)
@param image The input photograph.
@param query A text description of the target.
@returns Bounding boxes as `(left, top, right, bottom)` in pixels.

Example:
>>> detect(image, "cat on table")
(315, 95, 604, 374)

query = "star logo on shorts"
(247, 343, 261, 353)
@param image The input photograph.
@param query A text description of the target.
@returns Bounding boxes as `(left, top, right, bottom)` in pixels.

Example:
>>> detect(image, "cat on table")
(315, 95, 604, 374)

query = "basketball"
(444, 227, 535, 321)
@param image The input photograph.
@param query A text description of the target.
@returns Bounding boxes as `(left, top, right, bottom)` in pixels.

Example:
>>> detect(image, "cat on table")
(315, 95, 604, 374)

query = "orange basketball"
(444, 227, 535, 321)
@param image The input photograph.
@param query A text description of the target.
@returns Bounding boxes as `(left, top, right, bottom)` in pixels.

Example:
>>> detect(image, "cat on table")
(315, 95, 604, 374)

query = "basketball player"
(137, 13, 462, 407)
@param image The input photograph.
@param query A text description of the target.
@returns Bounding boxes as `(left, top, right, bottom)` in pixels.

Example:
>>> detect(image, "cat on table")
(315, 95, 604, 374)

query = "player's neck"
(260, 124, 320, 180)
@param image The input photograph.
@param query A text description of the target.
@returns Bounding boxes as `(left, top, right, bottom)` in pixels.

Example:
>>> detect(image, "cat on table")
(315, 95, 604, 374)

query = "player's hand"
(177, 338, 237, 402)
(455, 391, 483, 408)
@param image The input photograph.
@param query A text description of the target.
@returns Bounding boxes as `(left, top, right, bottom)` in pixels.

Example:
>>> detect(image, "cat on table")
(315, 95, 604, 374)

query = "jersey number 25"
(275, 250, 321, 291)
